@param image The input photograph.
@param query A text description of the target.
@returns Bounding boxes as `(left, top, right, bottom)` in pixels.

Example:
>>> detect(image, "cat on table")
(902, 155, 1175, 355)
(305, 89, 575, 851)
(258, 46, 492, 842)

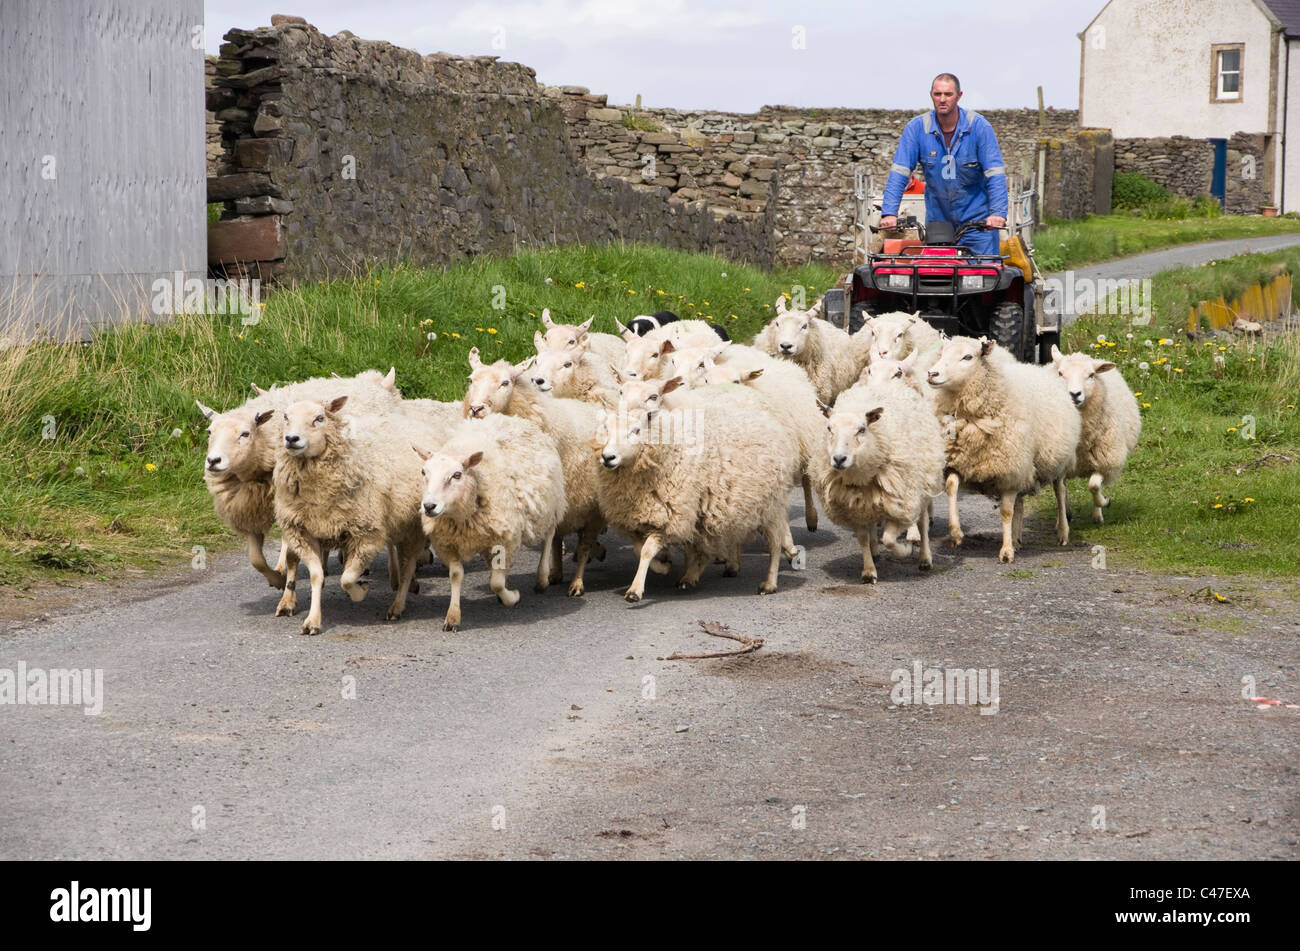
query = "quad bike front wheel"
(991, 301, 1034, 363)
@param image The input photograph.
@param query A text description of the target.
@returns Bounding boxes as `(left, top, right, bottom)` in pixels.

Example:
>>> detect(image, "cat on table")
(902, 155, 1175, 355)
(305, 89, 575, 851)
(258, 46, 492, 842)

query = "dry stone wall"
(206, 19, 773, 281)
(1114, 133, 1271, 214)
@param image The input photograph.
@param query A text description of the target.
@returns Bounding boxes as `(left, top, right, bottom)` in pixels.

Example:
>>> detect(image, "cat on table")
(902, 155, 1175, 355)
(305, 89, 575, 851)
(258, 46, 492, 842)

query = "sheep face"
(530, 348, 579, 393)
(664, 343, 725, 385)
(464, 356, 528, 418)
(1052, 346, 1115, 409)
(536, 312, 594, 353)
(415, 448, 484, 519)
(281, 397, 347, 458)
(622, 335, 675, 380)
(598, 407, 657, 470)
(859, 353, 916, 388)
(770, 311, 813, 357)
(618, 376, 682, 412)
(868, 313, 914, 362)
(822, 405, 885, 472)
(198, 402, 275, 475)
(703, 361, 743, 385)
(927, 336, 993, 390)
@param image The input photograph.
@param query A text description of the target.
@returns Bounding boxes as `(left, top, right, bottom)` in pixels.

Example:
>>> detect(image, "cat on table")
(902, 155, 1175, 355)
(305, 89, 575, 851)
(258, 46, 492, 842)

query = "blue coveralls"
(881, 106, 1009, 256)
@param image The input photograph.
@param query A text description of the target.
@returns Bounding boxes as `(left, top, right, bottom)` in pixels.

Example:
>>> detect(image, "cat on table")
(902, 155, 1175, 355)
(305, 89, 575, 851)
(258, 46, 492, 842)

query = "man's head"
(930, 73, 962, 119)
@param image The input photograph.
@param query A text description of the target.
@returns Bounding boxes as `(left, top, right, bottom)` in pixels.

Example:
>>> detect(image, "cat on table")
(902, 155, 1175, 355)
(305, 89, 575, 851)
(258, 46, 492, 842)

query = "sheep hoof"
(722, 565, 739, 578)
(346, 581, 369, 603)
(919, 560, 932, 571)
(998, 548, 1015, 564)
(500, 588, 522, 606)
(443, 622, 459, 633)
(267, 572, 287, 590)
(624, 589, 642, 603)
(946, 533, 963, 548)
(805, 520, 817, 532)
(860, 573, 877, 585)
(1092, 510, 1104, 524)
(385, 608, 404, 621)
(274, 597, 296, 617)
(299, 621, 321, 636)
(567, 581, 584, 597)
(409, 579, 420, 595)
(676, 578, 697, 590)
(757, 581, 777, 594)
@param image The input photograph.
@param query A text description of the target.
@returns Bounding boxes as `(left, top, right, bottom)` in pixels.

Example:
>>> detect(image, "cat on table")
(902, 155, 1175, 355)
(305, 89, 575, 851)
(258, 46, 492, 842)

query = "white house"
(1079, 0, 1300, 212)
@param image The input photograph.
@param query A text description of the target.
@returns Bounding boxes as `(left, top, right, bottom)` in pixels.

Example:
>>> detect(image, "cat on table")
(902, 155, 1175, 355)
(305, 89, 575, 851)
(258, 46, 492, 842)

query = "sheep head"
(1052, 345, 1115, 409)
(414, 446, 484, 520)
(281, 396, 348, 459)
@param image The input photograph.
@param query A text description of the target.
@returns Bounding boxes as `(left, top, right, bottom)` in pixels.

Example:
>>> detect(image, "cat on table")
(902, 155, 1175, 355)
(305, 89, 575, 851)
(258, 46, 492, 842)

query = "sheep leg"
(781, 526, 799, 566)
(385, 538, 422, 621)
(918, 499, 933, 570)
(568, 523, 597, 597)
(1012, 495, 1025, 547)
(677, 547, 708, 589)
(868, 522, 880, 558)
(725, 542, 742, 577)
(648, 545, 671, 575)
(386, 543, 399, 591)
(299, 535, 327, 635)
(273, 538, 288, 575)
(489, 545, 522, 607)
(534, 531, 554, 594)
(855, 524, 878, 584)
(340, 540, 381, 603)
(626, 534, 664, 602)
(1055, 477, 1071, 545)
(998, 492, 1017, 563)
(444, 559, 464, 631)
(548, 533, 564, 585)
(905, 522, 921, 543)
(248, 532, 286, 590)
(801, 471, 818, 531)
(1088, 472, 1109, 523)
(880, 521, 912, 558)
(758, 516, 783, 594)
(945, 472, 964, 546)
(275, 547, 300, 617)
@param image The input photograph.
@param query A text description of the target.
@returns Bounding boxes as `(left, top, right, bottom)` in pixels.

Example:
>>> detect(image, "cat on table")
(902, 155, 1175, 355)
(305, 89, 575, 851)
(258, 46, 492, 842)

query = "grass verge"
(0, 243, 837, 589)
(1035, 249, 1300, 577)
(1036, 214, 1300, 272)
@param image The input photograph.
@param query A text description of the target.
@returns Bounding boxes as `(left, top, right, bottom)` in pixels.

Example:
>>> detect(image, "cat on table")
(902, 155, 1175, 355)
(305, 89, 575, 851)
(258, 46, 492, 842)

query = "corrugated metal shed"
(0, 0, 205, 342)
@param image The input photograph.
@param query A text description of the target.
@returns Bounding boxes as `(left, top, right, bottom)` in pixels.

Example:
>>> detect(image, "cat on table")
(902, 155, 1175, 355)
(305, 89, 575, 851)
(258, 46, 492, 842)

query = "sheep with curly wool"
(926, 337, 1081, 562)
(535, 308, 627, 368)
(415, 413, 566, 631)
(595, 398, 791, 601)
(1051, 345, 1142, 523)
(752, 297, 868, 404)
(811, 381, 945, 582)
(271, 396, 449, 635)
(463, 348, 607, 596)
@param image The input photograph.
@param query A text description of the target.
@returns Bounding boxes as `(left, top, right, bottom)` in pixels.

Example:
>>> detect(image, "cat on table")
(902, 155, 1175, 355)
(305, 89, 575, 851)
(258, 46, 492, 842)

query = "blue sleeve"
(881, 119, 921, 217)
(977, 118, 1008, 217)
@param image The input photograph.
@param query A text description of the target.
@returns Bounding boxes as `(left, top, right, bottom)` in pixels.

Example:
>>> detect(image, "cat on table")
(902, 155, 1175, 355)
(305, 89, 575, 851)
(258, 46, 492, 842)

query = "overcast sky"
(204, 0, 1102, 112)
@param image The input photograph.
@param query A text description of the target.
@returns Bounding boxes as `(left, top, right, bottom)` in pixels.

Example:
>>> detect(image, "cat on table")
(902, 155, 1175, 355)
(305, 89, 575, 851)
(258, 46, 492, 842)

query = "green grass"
(0, 243, 836, 588)
(620, 114, 663, 132)
(1035, 214, 1300, 272)
(1034, 248, 1300, 577)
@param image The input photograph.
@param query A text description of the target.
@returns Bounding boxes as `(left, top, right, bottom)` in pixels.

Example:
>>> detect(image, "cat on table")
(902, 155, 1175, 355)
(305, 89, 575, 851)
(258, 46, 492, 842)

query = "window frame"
(1211, 43, 1244, 104)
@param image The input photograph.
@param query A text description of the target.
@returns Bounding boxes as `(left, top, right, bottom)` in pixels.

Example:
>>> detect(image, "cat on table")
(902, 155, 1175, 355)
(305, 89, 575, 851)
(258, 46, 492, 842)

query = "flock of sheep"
(198, 299, 1141, 634)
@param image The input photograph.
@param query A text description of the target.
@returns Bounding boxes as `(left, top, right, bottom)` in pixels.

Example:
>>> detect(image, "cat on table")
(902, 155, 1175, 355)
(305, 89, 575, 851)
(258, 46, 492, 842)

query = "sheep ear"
(468, 347, 483, 370)
(326, 396, 349, 414)
(1050, 344, 1064, 364)
(511, 357, 535, 380)
(195, 400, 217, 420)
(899, 352, 916, 370)
(578, 316, 594, 333)
(254, 409, 275, 427)
(775, 296, 787, 314)
(616, 320, 635, 342)
(463, 451, 484, 470)
(661, 376, 684, 395)
(910, 310, 921, 321)
(250, 383, 269, 396)
(412, 445, 432, 462)
(533, 330, 546, 352)
(660, 339, 676, 355)
(979, 338, 995, 357)
(818, 400, 833, 418)
(382, 367, 396, 390)
(865, 406, 884, 425)
(1094, 361, 1116, 373)
(611, 365, 625, 384)
(745, 368, 764, 381)
(541, 308, 554, 329)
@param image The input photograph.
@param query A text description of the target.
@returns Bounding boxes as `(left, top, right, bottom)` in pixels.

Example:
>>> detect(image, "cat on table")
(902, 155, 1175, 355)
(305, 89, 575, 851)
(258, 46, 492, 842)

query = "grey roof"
(1261, 0, 1300, 35)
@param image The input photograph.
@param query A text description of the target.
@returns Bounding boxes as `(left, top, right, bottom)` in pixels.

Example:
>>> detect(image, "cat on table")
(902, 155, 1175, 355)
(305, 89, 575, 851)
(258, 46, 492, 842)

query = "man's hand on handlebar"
(986, 215, 1006, 229)
(879, 215, 897, 231)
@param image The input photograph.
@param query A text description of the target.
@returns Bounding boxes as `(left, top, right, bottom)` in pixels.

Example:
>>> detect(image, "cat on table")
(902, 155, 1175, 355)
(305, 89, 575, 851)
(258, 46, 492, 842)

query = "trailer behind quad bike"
(820, 170, 1060, 364)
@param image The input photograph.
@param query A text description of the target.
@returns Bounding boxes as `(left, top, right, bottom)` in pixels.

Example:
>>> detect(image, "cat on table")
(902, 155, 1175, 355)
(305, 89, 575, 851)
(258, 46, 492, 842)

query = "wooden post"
(1037, 86, 1045, 133)
(635, 93, 642, 110)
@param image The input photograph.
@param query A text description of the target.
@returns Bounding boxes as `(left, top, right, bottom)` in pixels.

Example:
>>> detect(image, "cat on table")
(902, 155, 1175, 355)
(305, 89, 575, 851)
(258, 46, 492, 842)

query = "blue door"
(1209, 138, 1227, 208)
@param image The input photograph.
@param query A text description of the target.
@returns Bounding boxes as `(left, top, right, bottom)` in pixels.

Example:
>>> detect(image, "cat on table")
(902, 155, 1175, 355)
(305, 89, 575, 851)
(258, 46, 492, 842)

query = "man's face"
(931, 80, 961, 117)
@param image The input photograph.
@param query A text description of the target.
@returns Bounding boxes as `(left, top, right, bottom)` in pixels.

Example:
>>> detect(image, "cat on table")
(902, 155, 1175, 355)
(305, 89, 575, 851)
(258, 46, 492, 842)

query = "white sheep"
(618, 319, 724, 380)
(811, 381, 945, 582)
(596, 398, 792, 601)
(463, 347, 606, 596)
(529, 342, 621, 408)
(863, 311, 944, 376)
(752, 297, 868, 404)
(1051, 345, 1142, 522)
(272, 396, 450, 635)
(926, 337, 1081, 562)
(536, 308, 627, 368)
(415, 413, 566, 631)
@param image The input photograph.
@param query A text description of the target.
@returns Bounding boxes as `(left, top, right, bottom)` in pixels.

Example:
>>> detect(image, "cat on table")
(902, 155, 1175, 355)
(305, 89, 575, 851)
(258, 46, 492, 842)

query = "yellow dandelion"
(1142, 402, 1151, 408)
(487, 328, 498, 335)
(475, 327, 484, 332)
(628, 289, 636, 295)
(575, 281, 586, 288)
(1244, 497, 1255, 503)
(451, 332, 460, 338)
(1213, 503, 1223, 509)
(145, 463, 157, 471)
(743, 287, 751, 292)
(1174, 368, 1183, 373)
(656, 289, 665, 295)
(703, 300, 710, 306)
(1227, 427, 1237, 433)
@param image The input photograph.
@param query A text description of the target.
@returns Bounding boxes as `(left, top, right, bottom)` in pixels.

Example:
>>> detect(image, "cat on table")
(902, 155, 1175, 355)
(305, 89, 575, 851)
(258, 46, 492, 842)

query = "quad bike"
(820, 171, 1059, 364)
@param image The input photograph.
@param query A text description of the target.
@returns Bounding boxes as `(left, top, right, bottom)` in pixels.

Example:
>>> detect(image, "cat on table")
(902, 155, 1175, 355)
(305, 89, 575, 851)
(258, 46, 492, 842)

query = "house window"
(1212, 44, 1243, 102)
